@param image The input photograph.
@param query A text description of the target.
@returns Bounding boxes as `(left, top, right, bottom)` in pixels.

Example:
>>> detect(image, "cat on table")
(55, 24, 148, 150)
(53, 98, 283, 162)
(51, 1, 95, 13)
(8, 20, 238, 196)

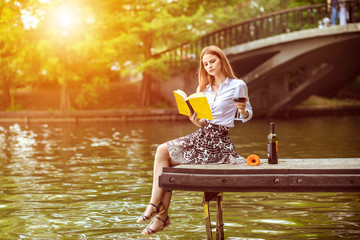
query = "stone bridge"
(154, 1, 360, 117)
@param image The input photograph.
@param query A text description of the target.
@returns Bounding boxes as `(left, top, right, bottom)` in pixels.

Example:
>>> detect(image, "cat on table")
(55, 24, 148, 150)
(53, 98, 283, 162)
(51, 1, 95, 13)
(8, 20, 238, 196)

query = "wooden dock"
(159, 158, 360, 240)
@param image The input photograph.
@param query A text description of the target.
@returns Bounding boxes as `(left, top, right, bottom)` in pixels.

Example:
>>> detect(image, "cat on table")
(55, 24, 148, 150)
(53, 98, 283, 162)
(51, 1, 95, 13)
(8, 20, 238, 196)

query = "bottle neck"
(270, 122, 275, 134)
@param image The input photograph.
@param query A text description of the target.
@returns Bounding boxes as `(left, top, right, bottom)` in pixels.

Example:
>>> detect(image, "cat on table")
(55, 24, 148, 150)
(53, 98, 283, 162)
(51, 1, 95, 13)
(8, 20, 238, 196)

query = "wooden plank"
(159, 158, 360, 192)
(203, 195, 212, 240)
(163, 158, 360, 172)
(215, 193, 224, 240)
(160, 173, 360, 192)
(162, 167, 360, 175)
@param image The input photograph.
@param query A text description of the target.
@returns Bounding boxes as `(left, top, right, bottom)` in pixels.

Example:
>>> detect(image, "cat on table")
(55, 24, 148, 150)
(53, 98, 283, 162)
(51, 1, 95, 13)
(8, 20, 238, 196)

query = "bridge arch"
(155, 1, 360, 117)
(227, 24, 360, 116)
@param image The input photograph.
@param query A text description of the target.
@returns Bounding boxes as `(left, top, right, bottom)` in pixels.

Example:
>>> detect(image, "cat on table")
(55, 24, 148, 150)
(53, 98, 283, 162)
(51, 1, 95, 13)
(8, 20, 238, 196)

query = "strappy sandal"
(142, 212, 171, 235)
(137, 202, 164, 223)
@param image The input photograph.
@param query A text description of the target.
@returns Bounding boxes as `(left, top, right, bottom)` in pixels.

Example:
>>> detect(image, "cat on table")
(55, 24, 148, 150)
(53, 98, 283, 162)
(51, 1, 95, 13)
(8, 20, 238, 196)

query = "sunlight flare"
(49, 3, 83, 36)
(53, 5, 75, 28)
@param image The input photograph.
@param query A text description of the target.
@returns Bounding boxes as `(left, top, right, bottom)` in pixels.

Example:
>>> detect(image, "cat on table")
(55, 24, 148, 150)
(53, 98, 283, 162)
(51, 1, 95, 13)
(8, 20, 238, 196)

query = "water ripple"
(0, 118, 360, 239)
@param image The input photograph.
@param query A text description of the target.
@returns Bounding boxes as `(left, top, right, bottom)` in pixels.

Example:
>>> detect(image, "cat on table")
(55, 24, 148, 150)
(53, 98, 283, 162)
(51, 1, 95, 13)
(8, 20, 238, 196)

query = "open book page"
(173, 90, 191, 116)
(173, 90, 213, 120)
(187, 93, 212, 120)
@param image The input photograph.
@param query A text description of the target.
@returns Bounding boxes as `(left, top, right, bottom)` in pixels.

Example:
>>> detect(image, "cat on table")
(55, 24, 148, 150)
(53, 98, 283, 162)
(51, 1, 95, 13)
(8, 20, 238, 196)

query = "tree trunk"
(140, 35, 153, 107)
(1, 80, 11, 110)
(140, 72, 152, 106)
(60, 82, 70, 111)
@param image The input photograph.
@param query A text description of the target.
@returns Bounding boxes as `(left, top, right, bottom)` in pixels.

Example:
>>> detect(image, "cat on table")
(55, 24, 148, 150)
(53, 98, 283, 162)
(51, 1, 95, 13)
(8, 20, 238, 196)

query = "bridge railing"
(158, 0, 360, 66)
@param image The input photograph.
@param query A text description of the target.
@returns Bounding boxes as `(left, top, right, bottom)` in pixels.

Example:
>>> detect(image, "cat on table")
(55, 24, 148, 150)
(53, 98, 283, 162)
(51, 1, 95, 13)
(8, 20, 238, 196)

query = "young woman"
(137, 45, 253, 235)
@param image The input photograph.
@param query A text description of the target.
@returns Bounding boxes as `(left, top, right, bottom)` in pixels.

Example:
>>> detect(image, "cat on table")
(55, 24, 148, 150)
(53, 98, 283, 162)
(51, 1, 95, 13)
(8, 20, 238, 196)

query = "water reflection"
(0, 116, 359, 239)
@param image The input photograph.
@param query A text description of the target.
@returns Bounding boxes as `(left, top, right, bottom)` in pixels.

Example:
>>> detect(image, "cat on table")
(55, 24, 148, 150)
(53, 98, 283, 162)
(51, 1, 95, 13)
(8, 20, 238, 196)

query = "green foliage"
(344, 75, 360, 91)
(137, 55, 171, 82)
(0, 0, 27, 109)
(32, 0, 115, 110)
(74, 81, 100, 109)
(288, 0, 325, 7)
(1, 0, 324, 110)
(5, 101, 23, 112)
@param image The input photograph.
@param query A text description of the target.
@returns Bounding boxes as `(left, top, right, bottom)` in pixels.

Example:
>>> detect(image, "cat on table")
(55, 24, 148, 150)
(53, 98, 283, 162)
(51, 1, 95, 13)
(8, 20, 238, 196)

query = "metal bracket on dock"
(203, 192, 224, 240)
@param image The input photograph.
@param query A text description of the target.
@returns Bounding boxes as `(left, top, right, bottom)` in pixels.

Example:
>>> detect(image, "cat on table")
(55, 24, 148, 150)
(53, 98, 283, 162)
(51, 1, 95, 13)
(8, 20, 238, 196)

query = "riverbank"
(1, 104, 359, 123)
(0, 109, 183, 123)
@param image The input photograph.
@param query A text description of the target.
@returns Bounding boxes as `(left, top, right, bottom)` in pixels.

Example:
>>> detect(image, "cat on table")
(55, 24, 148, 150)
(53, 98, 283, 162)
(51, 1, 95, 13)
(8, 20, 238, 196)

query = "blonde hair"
(198, 46, 237, 92)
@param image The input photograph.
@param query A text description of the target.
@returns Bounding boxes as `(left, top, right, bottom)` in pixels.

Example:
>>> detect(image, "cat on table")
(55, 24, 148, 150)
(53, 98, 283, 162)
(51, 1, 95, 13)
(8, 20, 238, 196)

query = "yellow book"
(173, 90, 213, 120)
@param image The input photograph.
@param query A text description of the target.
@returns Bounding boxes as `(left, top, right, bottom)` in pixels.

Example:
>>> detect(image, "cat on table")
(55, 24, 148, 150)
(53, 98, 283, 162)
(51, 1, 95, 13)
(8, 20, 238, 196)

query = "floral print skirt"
(166, 121, 245, 164)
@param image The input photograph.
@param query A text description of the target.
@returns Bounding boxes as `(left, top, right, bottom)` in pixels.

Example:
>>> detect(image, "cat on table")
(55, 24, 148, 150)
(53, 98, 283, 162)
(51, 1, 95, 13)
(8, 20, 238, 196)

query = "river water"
(0, 115, 359, 239)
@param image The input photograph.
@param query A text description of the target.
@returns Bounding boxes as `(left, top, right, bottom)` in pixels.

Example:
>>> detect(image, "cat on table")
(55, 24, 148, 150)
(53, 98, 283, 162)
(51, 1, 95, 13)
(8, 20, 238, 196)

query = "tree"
(2, 0, 322, 111)
(34, 0, 114, 111)
(0, 0, 27, 110)
(94, 0, 245, 106)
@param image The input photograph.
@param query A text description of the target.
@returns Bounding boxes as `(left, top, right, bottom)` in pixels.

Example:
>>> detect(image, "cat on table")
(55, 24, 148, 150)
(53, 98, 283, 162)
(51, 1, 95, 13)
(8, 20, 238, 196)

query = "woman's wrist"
(241, 110, 249, 118)
(196, 119, 205, 127)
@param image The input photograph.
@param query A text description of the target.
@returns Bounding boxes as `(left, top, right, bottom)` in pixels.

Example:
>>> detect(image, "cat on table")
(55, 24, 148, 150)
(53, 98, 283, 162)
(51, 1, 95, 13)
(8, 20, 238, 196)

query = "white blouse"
(200, 78, 253, 128)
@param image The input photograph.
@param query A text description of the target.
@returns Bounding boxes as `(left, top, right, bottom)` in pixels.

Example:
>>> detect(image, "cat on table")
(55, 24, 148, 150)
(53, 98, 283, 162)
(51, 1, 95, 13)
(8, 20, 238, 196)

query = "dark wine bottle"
(267, 122, 278, 164)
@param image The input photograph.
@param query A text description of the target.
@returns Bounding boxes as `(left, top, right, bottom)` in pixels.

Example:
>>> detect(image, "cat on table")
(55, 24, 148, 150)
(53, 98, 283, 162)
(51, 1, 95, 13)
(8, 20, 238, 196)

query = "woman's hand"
(234, 98, 249, 118)
(189, 111, 205, 127)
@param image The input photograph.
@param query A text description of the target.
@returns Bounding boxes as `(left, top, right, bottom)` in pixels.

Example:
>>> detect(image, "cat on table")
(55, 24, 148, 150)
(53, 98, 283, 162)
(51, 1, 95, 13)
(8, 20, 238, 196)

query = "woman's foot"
(142, 211, 171, 235)
(137, 202, 164, 223)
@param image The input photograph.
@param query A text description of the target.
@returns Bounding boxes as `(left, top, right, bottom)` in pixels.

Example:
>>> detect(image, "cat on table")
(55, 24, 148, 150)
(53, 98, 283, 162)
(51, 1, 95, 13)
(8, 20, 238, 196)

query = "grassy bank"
(300, 95, 360, 107)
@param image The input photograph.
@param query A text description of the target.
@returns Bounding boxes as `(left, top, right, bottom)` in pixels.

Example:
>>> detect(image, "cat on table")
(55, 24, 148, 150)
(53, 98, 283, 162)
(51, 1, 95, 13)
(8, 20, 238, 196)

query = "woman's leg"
(150, 144, 170, 203)
(137, 143, 178, 223)
(140, 143, 178, 234)
(161, 190, 172, 213)
(141, 190, 172, 235)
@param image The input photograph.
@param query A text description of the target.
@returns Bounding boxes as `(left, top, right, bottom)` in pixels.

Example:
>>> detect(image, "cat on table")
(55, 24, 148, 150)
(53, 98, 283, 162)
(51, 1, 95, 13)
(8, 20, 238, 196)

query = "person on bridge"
(328, 0, 339, 26)
(136, 45, 253, 235)
(339, 1, 348, 25)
